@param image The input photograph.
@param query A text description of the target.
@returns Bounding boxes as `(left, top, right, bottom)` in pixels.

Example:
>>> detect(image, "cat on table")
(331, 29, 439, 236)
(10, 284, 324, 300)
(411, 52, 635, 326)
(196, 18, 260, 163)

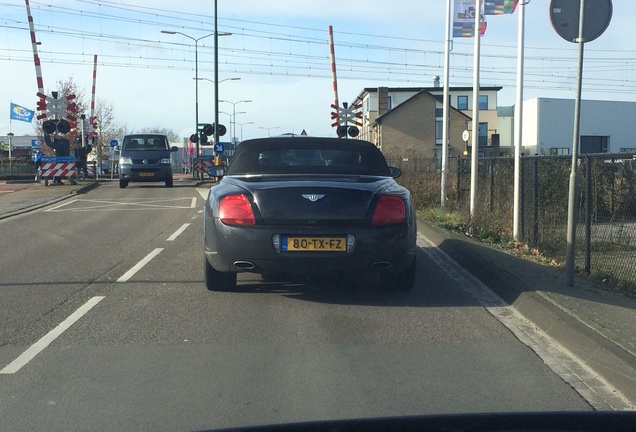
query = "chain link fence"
(392, 154, 636, 291)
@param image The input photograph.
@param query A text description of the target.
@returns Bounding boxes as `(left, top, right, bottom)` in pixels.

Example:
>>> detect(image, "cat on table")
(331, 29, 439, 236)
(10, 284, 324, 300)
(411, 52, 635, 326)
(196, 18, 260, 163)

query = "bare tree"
(137, 127, 180, 142)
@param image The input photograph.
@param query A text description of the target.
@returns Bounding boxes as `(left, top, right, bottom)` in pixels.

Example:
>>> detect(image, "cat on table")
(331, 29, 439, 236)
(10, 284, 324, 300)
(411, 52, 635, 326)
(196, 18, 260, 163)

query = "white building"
(521, 97, 636, 156)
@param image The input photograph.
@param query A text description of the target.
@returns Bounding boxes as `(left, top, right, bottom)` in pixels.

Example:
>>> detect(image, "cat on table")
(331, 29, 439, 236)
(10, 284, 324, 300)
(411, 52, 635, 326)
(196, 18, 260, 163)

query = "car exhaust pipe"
(233, 260, 256, 270)
(371, 261, 392, 270)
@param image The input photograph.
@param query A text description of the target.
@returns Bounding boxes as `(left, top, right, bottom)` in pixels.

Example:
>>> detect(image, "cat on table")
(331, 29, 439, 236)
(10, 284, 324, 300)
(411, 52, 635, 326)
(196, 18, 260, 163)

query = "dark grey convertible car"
(203, 136, 417, 291)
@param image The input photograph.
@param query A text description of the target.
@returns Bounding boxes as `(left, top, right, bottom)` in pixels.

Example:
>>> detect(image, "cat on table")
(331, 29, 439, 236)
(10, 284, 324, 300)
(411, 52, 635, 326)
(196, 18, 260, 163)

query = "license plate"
(139, 172, 154, 177)
(282, 236, 346, 252)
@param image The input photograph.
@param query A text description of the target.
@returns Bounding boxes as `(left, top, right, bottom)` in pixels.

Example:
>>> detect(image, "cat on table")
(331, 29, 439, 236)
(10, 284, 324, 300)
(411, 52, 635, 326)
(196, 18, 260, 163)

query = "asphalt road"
(0, 182, 593, 431)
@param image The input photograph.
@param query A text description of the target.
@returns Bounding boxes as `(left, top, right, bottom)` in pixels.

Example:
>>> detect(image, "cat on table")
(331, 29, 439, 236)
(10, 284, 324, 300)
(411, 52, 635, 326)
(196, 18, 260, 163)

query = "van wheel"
(119, 179, 128, 188)
(166, 177, 173, 187)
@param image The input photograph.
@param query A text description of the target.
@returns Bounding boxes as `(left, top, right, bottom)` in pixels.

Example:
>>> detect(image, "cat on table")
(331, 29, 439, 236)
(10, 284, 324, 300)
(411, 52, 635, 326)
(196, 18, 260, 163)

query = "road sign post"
(549, 0, 613, 287)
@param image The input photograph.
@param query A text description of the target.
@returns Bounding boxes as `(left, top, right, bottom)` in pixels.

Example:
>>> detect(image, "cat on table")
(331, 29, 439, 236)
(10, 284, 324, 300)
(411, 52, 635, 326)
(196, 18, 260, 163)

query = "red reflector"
(371, 195, 405, 225)
(219, 194, 256, 225)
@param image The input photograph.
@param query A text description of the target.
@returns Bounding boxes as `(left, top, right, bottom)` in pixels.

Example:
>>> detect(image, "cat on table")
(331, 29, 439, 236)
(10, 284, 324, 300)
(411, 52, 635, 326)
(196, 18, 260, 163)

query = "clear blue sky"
(1, 0, 633, 140)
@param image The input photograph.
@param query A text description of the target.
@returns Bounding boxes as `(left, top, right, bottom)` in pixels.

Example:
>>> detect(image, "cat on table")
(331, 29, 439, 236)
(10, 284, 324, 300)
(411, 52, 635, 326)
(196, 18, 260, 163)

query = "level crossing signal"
(191, 123, 227, 144)
(36, 92, 78, 135)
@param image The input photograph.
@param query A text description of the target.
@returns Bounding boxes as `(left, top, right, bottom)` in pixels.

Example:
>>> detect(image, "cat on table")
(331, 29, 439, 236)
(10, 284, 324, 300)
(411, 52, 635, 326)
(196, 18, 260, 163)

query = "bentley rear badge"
(302, 194, 325, 202)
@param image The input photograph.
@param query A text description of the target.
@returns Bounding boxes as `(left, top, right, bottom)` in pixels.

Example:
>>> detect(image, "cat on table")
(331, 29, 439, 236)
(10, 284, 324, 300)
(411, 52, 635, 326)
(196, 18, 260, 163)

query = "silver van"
(118, 134, 178, 188)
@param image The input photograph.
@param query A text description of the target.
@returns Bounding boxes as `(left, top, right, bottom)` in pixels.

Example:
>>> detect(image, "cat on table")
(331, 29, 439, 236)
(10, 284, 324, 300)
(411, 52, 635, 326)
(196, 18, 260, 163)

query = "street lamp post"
(237, 121, 254, 141)
(231, 112, 246, 143)
(7, 132, 14, 173)
(219, 100, 252, 144)
(259, 126, 280, 137)
(195, 78, 240, 130)
(161, 30, 215, 178)
(162, 30, 231, 177)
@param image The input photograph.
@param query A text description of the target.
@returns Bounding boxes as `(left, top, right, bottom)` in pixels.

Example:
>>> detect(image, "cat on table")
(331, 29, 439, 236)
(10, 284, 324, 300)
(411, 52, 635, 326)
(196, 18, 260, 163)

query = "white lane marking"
(44, 199, 78, 212)
(45, 197, 195, 212)
(190, 197, 197, 208)
(196, 187, 210, 199)
(117, 248, 164, 282)
(167, 223, 190, 241)
(417, 232, 634, 411)
(0, 296, 105, 375)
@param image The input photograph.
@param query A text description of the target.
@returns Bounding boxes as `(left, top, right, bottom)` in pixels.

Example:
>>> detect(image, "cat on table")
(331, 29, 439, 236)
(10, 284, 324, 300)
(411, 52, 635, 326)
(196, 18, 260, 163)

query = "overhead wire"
(1, 0, 634, 97)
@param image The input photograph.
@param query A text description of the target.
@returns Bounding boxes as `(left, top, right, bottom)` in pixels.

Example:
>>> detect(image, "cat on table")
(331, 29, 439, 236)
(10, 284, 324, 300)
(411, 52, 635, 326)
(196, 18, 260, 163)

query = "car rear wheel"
(119, 179, 128, 188)
(165, 176, 173, 187)
(381, 255, 416, 291)
(205, 257, 237, 291)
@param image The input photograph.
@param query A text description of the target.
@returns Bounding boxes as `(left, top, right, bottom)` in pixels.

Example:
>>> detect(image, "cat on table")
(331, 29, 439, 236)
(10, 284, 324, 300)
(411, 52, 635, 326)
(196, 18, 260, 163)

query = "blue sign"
(31, 139, 43, 149)
(214, 143, 224, 154)
(198, 155, 215, 160)
(41, 156, 76, 163)
(110, 139, 119, 147)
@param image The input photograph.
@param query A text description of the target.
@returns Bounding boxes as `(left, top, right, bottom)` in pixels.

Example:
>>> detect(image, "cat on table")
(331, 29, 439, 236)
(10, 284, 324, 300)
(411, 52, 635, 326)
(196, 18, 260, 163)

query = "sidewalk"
(1, 179, 634, 404)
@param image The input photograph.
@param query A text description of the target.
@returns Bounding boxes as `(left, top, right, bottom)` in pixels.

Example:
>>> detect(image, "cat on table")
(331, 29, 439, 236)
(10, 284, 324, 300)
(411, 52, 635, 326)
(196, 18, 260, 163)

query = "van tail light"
(371, 195, 406, 226)
(219, 194, 256, 225)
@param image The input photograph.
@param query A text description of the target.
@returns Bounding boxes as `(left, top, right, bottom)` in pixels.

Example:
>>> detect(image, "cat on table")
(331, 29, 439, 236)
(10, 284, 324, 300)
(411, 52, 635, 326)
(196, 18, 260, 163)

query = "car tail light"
(371, 195, 406, 225)
(219, 194, 256, 225)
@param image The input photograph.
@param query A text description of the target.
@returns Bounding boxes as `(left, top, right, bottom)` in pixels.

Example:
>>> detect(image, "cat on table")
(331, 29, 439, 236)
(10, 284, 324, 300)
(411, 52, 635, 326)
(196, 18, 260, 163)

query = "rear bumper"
(204, 217, 416, 275)
(120, 164, 172, 182)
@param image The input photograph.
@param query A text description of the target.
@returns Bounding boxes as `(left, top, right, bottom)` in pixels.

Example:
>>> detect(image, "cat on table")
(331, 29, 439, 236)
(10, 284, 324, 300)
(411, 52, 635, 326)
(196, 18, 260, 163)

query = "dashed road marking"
(167, 223, 190, 241)
(0, 296, 105, 374)
(117, 248, 164, 282)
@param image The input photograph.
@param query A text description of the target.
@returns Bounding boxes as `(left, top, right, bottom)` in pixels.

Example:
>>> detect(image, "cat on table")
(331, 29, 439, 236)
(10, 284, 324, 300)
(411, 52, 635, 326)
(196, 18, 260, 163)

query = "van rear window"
(124, 136, 168, 150)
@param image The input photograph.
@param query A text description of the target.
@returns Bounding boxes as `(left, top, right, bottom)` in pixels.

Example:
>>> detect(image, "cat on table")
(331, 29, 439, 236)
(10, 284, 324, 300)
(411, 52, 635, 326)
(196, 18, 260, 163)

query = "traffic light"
(216, 124, 227, 137)
(42, 119, 71, 134)
(43, 120, 57, 134)
(202, 123, 214, 136)
(57, 119, 71, 134)
(337, 125, 359, 138)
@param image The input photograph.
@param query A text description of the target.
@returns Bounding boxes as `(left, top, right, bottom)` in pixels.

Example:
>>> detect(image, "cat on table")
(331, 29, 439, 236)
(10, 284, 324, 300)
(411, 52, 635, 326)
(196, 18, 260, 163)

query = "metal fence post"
(520, 156, 526, 242)
(490, 157, 495, 213)
(533, 156, 539, 246)
(584, 155, 592, 274)
(456, 156, 461, 203)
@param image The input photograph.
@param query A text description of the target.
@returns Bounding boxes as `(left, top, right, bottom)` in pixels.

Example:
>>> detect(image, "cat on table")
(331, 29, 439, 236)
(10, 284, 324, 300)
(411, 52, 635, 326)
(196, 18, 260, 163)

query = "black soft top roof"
(226, 137, 392, 176)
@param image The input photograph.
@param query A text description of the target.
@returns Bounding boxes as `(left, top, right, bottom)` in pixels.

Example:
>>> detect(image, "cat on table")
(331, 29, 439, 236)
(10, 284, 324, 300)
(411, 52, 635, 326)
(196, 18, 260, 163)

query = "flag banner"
(10, 102, 35, 123)
(484, 0, 518, 15)
(453, 0, 487, 38)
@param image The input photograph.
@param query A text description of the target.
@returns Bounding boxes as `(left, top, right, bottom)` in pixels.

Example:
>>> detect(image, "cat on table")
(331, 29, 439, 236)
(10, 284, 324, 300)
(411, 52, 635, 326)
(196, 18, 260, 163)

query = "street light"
(196, 78, 240, 130)
(237, 121, 254, 141)
(259, 126, 280, 137)
(161, 29, 231, 177)
(195, 77, 240, 85)
(220, 99, 252, 144)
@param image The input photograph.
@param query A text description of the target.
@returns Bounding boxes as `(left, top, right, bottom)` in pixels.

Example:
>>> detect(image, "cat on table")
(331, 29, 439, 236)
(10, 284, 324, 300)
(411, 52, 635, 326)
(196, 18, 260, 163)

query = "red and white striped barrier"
(195, 159, 215, 174)
(40, 162, 77, 179)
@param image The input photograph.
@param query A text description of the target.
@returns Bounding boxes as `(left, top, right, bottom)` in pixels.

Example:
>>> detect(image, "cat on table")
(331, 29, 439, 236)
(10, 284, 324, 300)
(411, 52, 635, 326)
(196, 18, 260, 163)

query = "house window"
(457, 96, 468, 110)
(435, 120, 443, 144)
(478, 95, 488, 110)
(580, 136, 608, 154)
(549, 148, 570, 155)
(387, 96, 392, 111)
(479, 122, 488, 147)
(435, 108, 443, 117)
